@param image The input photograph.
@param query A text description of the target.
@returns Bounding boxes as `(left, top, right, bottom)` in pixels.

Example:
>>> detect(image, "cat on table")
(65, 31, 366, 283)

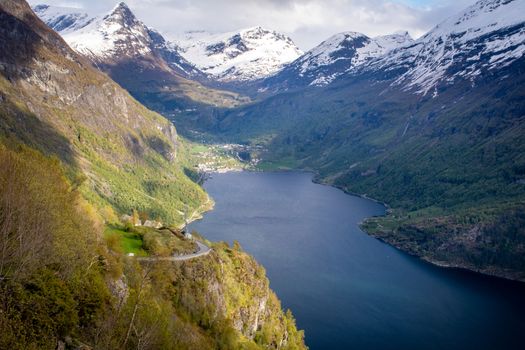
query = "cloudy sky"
(28, 0, 478, 49)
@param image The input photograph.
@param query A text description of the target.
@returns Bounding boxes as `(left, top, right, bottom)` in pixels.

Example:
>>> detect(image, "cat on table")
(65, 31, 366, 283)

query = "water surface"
(190, 171, 525, 350)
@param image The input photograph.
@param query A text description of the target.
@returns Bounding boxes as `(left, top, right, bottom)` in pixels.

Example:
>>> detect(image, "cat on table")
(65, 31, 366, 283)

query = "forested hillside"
(0, 146, 304, 349)
(0, 1, 306, 348)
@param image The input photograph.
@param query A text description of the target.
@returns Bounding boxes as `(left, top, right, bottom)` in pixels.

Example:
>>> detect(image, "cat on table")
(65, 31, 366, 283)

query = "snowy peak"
(174, 27, 303, 81)
(375, 31, 413, 48)
(32, 4, 94, 33)
(302, 32, 370, 69)
(368, 0, 525, 95)
(303, 30, 413, 70)
(36, 2, 171, 62)
(262, 29, 413, 89)
(426, 0, 525, 43)
(240, 26, 297, 48)
(54, 2, 153, 60)
(34, 2, 200, 77)
(104, 2, 139, 29)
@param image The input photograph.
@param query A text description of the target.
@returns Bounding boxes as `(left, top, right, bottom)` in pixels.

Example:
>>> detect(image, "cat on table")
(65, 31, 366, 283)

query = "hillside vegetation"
(0, 0, 209, 225)
(0, 144, 305, 349)
(0, 1, 306, 348)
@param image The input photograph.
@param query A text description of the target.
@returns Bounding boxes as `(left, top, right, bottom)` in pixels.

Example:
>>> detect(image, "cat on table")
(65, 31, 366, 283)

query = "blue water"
(189, 171, 525, 350)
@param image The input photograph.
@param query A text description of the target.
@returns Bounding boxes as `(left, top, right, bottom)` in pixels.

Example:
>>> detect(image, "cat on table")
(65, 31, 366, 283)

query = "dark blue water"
(189, 171, 525, 350)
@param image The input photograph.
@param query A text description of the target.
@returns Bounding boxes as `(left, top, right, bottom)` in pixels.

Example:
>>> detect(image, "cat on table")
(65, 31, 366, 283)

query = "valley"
(1, 0, 524, 348)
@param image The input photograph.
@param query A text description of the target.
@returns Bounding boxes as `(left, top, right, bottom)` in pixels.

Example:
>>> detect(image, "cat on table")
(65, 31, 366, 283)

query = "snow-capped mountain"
(299, 31, 413, 86)
(34, 2, 200, 77)
(33, 2, 249, 116)
(260, 31, 413, 91)
(366, 0, 525, 95)
(32, 4, 94, 33)
(65, 2, 154, 60)
(173, 27, 303, 82)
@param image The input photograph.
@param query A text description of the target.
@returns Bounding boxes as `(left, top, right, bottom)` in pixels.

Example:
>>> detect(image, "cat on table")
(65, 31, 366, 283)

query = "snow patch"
(171, 27, 303, 81)
(368, 0, 525, 95)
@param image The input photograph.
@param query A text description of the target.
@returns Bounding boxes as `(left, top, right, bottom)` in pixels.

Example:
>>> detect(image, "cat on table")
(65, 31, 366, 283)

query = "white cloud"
(28, 0, 477, 49)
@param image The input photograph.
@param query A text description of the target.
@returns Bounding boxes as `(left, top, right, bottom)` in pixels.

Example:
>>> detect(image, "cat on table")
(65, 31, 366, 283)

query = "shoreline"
(370, 233, 525, 284)
(199, 168, 525, 285)
(178, 197, 215, 230)
(308, 172, 525, 284)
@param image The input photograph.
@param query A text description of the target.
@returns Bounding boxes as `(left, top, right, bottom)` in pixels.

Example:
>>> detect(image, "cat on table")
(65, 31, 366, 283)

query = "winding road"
(137, 241, 212, 262)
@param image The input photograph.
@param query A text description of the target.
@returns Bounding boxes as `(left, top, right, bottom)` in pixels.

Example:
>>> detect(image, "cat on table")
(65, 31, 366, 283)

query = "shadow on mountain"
(183, 167, 205, 185)
(0, 5, 79, 167)
(146, 135, 175, 161)
(0, 2, 71, 81)
(0, 99, 77, 168)
(0, 12, 38, 80)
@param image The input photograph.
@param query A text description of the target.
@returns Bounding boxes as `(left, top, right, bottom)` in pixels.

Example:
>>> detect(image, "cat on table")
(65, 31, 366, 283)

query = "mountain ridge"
(353, 0, 525, 95)
(1, 0, 210, 224)
(34, 1, 250, 123)
(36, 2, 201, 77)
(258, 30, 413, 92)
(34, 3, 304, 83)
(172, 26, 303, 82)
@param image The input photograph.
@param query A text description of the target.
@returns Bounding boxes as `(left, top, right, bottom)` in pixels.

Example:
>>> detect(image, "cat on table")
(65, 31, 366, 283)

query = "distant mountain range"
(34, 1, 249, 127)
(172, 27, 303, 82)
(259, 31, 414, 92)
(259, 0, 525, 94)
(34, 0, 525, 93)
(362, 0, 525, 95)
(34, 2, 199, 77)
(34, 3, 303, 83)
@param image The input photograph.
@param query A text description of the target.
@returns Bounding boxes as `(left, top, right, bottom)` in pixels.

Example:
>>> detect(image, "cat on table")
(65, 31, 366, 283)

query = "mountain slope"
(34, 2, 248, 115)
(0, 1, 306, 349)
(260, 31, 413, 91)
(363, 0, 525, 95)
(261, 0, 525, 95)
(174, 27, 303, 82)
(205, 0, 525, 281)
(1, 0, 209, 224)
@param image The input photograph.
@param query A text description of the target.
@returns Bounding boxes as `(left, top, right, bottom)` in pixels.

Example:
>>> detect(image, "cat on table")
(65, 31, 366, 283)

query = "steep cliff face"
(157, 240, 305, 349)
(0, 142, 307, 349)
